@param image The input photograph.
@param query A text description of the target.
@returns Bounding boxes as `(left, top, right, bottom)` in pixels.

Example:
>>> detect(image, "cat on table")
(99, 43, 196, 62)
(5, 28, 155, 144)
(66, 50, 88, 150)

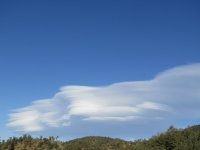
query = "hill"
(1, 125, 200, 149)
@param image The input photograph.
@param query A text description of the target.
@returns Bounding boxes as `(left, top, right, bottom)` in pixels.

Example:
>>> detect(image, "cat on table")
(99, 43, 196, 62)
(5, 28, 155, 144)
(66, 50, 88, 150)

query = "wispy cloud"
(7, 63, 200, 138)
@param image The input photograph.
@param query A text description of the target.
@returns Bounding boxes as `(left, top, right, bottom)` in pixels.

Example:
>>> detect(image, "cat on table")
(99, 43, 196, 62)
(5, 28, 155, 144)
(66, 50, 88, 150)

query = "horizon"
(1, 0, 200, 140)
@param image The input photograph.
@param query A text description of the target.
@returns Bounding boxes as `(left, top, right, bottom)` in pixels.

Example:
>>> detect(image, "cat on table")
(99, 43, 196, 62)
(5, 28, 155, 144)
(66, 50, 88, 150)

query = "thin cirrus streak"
(7, 63, 200, 138)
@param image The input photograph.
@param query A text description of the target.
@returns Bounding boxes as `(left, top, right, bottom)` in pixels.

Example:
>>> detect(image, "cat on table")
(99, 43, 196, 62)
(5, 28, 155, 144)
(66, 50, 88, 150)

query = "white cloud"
(7, 63, 200, 138)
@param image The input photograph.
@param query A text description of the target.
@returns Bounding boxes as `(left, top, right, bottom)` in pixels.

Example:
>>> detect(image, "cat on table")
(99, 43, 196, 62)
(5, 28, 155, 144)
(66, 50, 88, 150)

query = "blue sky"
(1, 0, 200, 140)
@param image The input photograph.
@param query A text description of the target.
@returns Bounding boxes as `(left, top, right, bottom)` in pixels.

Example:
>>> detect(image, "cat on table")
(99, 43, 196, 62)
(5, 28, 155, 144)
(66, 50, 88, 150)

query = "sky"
(0, 0, 200, 140)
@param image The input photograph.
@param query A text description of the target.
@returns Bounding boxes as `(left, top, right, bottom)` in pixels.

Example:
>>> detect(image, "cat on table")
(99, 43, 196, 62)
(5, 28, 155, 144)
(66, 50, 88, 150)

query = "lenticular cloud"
(7, 63, 200, 138)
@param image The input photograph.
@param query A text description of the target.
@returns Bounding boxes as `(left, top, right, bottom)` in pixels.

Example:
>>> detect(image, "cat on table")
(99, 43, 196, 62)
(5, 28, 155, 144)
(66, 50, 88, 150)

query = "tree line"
(1, 125, 200, 150)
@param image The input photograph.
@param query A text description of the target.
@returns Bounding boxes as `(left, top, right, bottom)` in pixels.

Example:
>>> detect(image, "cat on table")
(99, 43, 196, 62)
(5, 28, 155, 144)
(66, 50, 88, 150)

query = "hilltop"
(1, 125, 200, 150)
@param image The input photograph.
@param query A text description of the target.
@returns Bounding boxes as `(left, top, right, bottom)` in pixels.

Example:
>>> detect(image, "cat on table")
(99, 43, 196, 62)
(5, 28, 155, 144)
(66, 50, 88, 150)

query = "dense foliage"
(1, 125, 200, 150)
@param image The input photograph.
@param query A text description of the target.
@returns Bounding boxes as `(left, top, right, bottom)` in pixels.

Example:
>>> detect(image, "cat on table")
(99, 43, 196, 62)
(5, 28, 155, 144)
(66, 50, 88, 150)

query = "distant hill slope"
(1, 125, 200, 149)
(64, 136, 131, 150)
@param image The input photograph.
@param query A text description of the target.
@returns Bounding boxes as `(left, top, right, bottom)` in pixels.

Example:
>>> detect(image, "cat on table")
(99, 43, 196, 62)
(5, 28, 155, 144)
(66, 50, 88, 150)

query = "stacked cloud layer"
(7, 63, 200, 138)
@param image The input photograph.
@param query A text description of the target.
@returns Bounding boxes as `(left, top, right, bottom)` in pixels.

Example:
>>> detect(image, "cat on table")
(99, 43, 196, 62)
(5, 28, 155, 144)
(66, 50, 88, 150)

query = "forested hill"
(1, 125, 200, 150)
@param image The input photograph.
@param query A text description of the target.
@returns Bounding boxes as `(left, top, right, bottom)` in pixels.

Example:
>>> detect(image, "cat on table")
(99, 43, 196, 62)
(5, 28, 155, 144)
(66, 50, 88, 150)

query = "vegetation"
(1, 125, 200, 150)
